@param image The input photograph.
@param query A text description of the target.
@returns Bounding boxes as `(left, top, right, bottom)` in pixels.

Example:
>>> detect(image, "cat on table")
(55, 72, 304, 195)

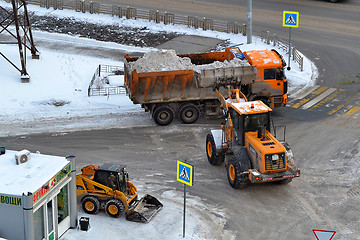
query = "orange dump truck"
(124, 47, 287, 126)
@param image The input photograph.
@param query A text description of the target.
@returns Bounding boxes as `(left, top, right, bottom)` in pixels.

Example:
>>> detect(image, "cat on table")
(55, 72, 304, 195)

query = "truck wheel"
(226, 154, 250, 189)
(105, 199, 124, 218)
(178, 103, 199, 124)
(82, 196, 100, 214)
(206, 133, 224, 165)
(153, 105, 174, 126)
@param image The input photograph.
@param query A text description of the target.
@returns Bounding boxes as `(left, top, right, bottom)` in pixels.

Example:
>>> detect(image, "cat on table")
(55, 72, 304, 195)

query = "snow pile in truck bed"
(129, 50, 194, 73)
(129, 49, 250, 74)
(194, 58, 249, 73)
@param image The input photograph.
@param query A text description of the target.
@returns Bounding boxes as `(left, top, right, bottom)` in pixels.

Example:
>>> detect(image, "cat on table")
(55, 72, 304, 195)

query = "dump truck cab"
(206, 89, 300, 189)
(229, 47, 288, 108)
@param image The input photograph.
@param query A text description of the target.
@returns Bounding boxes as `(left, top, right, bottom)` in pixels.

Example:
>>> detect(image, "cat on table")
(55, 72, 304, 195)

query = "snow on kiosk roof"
(0, 150, 70, 196)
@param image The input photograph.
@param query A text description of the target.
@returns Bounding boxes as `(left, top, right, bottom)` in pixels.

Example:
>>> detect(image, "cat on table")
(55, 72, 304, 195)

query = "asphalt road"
(2, 115, 360, 239)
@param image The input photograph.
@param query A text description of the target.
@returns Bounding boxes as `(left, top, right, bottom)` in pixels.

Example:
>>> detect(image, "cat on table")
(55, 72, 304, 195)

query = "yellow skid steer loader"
(76, 163, 162, 223)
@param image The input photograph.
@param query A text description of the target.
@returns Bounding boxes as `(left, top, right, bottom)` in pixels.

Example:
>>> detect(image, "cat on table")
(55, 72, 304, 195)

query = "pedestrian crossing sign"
(283, 11, 299, 28)
(177, 160, 194, 186)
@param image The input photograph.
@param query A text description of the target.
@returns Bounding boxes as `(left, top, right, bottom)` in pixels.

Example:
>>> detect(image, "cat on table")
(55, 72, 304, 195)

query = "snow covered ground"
(0, 1, 317, 138)
(0, 1, 317, 239)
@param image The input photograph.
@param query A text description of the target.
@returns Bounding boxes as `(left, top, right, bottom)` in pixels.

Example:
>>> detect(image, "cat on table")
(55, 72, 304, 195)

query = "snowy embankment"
(0, 1, 317, 138)
(0, 2, 317, 239)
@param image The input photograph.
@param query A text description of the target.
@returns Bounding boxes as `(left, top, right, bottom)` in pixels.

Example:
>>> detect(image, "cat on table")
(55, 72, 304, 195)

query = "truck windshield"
(244, 113, 268, 132)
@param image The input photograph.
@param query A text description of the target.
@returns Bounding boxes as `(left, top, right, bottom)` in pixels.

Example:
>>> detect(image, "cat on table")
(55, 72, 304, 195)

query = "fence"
(25, 0, 247, 34)
(88, 64, 126, 96)
(260, 30, 304, 71)
(22, 0, 303, 70)
(338, 74, 360, 90)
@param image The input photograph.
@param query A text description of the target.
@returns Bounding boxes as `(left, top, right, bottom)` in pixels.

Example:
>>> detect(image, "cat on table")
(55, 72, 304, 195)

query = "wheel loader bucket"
(126, 194, 163, 223)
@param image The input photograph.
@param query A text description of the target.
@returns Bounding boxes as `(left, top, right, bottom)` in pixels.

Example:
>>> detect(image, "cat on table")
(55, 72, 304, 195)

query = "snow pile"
(62, 190, 230, 240)
(130, 50, 252, 76)
(129, 50, 193, 73)
(194, 58, 249, 73)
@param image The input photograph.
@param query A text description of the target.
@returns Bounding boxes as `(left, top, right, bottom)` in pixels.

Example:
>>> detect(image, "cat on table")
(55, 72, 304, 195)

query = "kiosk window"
(58, 184, 69, 224)
(33, 206, 45, 240)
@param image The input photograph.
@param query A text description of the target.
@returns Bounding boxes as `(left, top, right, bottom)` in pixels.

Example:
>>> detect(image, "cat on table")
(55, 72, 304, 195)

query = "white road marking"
(287, 85, 320, 106)
(301, 88, 337, 110)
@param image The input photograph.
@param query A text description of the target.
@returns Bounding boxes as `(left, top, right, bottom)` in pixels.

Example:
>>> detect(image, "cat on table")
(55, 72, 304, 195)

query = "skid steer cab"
(76, 163, 163, 223)
(206, 89, 300, 189)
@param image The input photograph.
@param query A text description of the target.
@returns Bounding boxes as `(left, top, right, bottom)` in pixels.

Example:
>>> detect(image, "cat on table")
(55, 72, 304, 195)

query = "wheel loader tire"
(82, 196, 100, 214)
(206, 133, 224, 165)
(226, 151, 250, 189)
(178, 103, 199, 124)
(105, 199, 124, 218)
(153, 105, 174, 126)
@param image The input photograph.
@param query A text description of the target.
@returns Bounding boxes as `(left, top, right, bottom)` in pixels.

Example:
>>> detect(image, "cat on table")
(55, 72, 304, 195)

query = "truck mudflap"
(246, 168, 300, 183)
(126, 194, 163, 223)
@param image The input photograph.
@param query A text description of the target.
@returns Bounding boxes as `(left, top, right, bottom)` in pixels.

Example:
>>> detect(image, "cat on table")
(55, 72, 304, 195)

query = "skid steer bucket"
(126, 194, 163, 223)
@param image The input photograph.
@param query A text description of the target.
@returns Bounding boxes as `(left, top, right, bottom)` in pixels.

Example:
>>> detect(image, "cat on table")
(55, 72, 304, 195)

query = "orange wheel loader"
(206, 88, 300, 189)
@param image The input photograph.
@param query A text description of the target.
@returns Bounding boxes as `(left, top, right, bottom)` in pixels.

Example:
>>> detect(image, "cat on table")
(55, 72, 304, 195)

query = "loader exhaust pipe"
(257, 126, 266, 140)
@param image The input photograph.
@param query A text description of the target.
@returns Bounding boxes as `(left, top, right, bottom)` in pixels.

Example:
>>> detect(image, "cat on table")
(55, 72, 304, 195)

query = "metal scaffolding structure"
(0, 0, 39, 82)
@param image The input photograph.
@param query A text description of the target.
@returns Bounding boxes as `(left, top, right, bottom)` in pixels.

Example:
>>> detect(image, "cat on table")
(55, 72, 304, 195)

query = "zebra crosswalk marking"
(301, 88, 337, 110)
(309, 89, 344, 110)
(345, 106, 360, 115)
(291, 86, 328, 109)
(328, 104, 345, 115)
(288, 85, 320, 106)
(328, 97, 353, 115)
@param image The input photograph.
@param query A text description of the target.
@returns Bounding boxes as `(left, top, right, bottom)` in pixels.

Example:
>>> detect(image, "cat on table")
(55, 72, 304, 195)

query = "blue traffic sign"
(283, 11, 299, 28)
(177, 161, 194, 186)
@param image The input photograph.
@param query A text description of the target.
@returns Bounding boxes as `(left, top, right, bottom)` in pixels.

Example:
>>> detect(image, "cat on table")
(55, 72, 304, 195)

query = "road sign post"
(177, 160, 194, 238)
(283, 11, 299, 71)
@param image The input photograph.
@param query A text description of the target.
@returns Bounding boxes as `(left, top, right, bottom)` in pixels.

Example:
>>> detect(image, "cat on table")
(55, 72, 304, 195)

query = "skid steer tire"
(153, 105, 174, 126)
(206, 133, 224, 165)
(178, 103, 199, 124)
(226, 152, 250, 189)
(105, 199, 124, 218)
(82, 196, 100, 214)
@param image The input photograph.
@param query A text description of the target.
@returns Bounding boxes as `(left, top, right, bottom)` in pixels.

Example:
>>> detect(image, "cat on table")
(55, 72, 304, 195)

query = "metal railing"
(88, 64, 125, 97)
(338, 74, 360, 90)
(260, 31, 304, 71)
(25, 0, 247, 34)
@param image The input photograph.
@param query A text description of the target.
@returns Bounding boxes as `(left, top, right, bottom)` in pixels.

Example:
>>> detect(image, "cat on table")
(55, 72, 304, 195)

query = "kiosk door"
(46, 200, 55, 240)
(57, 184, 70, 237)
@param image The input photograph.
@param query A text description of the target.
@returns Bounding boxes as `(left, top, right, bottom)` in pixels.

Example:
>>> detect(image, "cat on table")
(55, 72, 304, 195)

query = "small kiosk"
(0, 149, 77, 240)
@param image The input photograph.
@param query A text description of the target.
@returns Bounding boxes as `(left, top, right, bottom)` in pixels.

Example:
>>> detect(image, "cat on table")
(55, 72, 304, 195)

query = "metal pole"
(287, 27, 292, 70)
(183, 183, 186, 238)
(247, 0, 252, 44)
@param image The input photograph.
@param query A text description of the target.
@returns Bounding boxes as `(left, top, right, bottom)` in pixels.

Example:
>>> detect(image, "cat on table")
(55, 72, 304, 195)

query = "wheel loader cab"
(93, 163, 129, 194)
(228, 106, 271, 146)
